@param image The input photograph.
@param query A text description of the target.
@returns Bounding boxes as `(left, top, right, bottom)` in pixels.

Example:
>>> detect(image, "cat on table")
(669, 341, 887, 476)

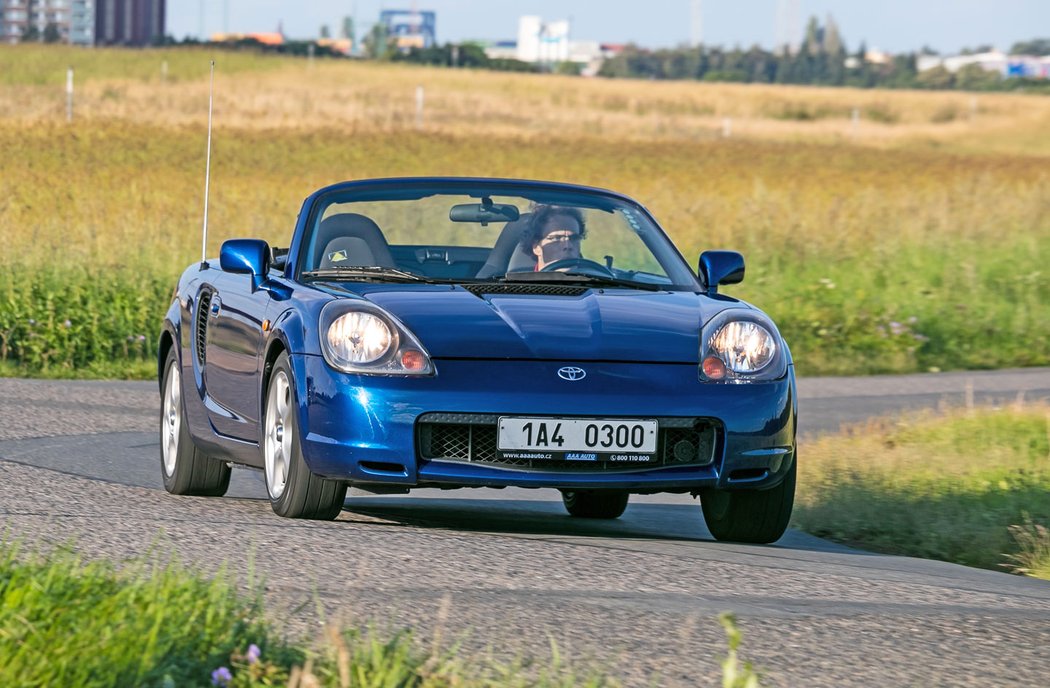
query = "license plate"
(497, 417, 658, 462)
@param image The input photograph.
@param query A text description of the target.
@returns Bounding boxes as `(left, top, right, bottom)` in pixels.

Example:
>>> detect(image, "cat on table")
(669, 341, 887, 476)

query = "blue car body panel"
(160, 178, 796, 494)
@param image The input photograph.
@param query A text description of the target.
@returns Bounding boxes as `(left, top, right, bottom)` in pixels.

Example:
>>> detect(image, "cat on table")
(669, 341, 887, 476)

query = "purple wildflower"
(137, 334, 147, 342)
(211, 666, 232, 686)
(889, 321, 905, 336)
(247, 643, 261, 664)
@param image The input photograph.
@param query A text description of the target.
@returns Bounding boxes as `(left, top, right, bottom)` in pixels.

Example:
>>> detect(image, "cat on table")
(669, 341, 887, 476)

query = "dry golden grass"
(2, 122, 1046, 270)
(3, 50, 1050, 154)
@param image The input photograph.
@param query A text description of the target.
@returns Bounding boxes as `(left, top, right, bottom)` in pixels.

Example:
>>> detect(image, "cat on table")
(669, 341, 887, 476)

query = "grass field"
(0, 46, 1048, 377)
(794, 404, 1050, 578)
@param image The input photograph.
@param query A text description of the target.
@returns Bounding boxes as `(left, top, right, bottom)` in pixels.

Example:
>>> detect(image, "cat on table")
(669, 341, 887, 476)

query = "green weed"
(0, 266, 170, 374)
(0, 542, 282, 687)
(794, 406, 1050, 577)
(1, 540, 763, 686)
(1003, 518, 1050, 579)
(718, 613, 760, 688)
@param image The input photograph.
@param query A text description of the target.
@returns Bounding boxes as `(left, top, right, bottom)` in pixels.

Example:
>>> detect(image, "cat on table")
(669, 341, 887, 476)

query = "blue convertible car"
(159, 178, 796, 543)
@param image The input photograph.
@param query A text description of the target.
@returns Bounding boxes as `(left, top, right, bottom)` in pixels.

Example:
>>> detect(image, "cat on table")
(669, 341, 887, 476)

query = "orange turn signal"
(702, 356, 727, 380)
(400, 349, 427, 371)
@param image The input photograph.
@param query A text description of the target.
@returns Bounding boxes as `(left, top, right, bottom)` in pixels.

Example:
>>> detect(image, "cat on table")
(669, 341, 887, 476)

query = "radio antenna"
(201, 60, 215, 267)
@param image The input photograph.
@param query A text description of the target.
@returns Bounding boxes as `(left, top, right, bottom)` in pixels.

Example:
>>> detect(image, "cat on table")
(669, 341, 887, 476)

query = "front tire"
(700, 458, 796, 544)
(561, 490, 629, 519)
(263, 353, 347, 520)
(159, 350, 231, 497)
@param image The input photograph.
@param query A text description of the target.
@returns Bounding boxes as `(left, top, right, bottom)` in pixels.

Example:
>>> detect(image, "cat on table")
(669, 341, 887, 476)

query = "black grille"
(465, 283, 589, 297)
(195, 290, 212, 366)
(417, 414, 717, 472)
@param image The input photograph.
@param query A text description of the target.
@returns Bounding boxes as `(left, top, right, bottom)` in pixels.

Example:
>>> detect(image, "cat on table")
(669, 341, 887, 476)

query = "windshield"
(299, 183, 698, 290)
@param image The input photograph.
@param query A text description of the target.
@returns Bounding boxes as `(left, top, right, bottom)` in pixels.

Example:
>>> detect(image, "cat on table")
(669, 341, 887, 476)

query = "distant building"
(210, 31, 284, 47)
(517, 15, 570, 63)
(918, 50, 1050, 79)
(70, 0, 94, 45)
(482, 16, 615, 75)
(379, 9, 435, 52)
(0, 0, 162, 45)
(1, 0, 84, 44)
(316, 37, 352, 56)
(94, 0, 164, 46)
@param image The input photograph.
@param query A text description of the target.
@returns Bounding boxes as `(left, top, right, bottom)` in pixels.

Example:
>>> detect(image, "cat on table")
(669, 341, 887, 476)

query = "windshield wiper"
(301, 266, 435, 283)
(500, 271, 663, 291)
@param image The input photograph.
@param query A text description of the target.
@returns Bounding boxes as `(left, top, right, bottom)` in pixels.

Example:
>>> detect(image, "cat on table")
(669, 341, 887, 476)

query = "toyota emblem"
(557, 366, 587, 381)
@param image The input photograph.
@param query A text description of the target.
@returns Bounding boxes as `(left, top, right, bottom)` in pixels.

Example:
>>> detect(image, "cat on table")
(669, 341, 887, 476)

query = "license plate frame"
(496, 417, 658, 463)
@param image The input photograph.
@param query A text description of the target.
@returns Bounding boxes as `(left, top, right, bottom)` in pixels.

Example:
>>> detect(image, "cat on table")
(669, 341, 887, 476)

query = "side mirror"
(220, 239, 271, 291)
(698, 250, 745, 295)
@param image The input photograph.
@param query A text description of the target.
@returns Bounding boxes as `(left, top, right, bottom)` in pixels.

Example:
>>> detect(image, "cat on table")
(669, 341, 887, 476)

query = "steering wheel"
(539, 258, 615, 277)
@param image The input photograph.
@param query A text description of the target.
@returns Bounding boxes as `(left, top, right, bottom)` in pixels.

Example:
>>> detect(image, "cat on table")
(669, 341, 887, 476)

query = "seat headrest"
(476, 213, 535, 278)
(313, 213, 396, 268)
(320, 237, 377, 268)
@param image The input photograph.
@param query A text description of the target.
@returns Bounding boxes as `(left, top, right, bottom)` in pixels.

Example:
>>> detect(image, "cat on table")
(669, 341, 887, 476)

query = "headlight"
(711, 321, 776, 373)
(327, 312, 392, 365)
(320, 302, 434, 376)
(700, 310, 787, 383)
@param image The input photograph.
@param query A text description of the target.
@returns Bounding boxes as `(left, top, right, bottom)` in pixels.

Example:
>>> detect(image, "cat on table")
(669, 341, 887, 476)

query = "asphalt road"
(1, 369, 1049, 686)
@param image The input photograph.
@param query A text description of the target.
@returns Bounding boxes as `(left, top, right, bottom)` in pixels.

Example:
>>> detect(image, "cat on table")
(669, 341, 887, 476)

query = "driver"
(519, 205, 587, 271)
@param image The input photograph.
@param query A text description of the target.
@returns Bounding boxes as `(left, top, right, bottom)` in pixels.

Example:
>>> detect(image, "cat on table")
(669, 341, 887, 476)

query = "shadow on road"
(342, 494, 857, 554)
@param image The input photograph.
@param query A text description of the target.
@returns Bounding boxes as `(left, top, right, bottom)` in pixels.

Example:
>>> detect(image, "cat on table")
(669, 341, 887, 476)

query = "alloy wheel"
(264, 371, 293, 500)
(161, 360, 182, 477)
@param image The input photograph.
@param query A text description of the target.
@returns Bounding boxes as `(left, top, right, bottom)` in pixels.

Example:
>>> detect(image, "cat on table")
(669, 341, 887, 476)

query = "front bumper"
(291, 354, 796, 491)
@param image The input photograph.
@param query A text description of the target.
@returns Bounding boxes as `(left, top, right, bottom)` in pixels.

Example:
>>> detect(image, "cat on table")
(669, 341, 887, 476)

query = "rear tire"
(159, 350, 231, 497)
(263, 353, 347, 520)
(561, 490, 629, 519)
(700, 458, 795, 544)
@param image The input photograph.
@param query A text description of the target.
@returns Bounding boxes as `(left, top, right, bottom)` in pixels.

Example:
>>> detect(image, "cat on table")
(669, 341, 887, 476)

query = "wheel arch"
(261, 337, 289, 409)
(157, 325, 177, 394)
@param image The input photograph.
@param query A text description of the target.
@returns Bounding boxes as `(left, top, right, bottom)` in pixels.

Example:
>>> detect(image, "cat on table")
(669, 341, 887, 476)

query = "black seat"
(312, 213, 397, 269)
(476, 213, 536, 278)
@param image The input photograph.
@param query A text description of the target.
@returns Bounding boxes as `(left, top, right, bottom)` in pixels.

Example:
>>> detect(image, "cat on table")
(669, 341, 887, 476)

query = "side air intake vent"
(195, 290, 212, 366)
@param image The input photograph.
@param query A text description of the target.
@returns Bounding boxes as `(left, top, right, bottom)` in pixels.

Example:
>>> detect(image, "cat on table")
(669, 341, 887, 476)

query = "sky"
(166, 1, 1050, 55)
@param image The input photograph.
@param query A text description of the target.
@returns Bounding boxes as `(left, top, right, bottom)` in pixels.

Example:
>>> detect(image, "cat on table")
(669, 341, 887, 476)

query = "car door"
(202, 270, 269, 441)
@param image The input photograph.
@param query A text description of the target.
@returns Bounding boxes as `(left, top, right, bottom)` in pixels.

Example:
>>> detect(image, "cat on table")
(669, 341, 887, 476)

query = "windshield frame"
(289, 178, 701, 291)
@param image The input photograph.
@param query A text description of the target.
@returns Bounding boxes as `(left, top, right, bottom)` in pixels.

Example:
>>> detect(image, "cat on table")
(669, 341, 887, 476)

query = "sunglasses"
(540, 232, 582, 245)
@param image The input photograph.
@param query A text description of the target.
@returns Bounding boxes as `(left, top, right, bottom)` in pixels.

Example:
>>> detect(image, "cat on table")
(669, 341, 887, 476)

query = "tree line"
(596, 18, 1050, 92)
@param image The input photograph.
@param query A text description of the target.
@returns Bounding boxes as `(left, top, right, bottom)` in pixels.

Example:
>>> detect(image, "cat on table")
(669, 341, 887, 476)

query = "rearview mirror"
(220, 239, 271, 291)
(698, 250, 745, 295)
(449, 202, 520, 225)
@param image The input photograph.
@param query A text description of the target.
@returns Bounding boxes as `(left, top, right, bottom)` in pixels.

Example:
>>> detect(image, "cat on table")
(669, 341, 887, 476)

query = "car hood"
(319, 284, 740, 363)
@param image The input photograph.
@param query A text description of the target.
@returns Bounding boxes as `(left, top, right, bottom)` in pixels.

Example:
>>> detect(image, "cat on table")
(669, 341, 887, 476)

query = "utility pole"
(352, 0, 359, 56)
(690, 0, 702, 48)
